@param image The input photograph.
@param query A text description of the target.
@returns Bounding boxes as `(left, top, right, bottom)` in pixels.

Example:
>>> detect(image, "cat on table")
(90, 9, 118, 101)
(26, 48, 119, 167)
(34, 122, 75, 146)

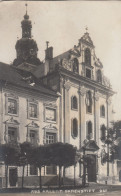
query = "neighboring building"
(0, 7, 119, 188)
(0, 11, 59, 188)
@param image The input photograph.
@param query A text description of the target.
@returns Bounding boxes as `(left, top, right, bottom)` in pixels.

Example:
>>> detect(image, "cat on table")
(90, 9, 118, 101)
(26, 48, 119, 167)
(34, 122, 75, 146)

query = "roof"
(82, 140, 99, 152)
(79, 32, 94, 47)
(50, 50, 71, 68)
(0, 62, 58, 97)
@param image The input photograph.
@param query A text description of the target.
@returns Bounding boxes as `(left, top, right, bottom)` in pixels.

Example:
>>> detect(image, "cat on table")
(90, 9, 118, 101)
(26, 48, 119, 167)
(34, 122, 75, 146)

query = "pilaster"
(94, 90, 100, 144)
(78, 86, 86, 146)
(63, 79, 71, 143)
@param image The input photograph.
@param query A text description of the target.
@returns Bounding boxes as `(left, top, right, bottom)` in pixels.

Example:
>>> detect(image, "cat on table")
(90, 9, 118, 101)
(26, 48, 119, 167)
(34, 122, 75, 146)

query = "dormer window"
(97, 69, 102, 83)
(85, 48, 91, 66)
(73, 58, 79, 73)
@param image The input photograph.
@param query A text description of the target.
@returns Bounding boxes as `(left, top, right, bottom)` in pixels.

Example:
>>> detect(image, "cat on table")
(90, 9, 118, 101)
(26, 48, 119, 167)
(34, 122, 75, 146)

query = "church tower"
(13, 4, 41, 68)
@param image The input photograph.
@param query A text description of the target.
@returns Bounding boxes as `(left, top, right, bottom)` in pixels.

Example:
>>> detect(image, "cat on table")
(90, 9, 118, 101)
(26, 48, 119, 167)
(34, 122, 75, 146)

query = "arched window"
(86, 91, 92, 113)
(73, 58, 79, 73)
(71, 96, 78, 110)
(100, 105, 105, 117)
(97, 69, 102, 83)
(85, 48, 91, 65)
(71, 118, 78, 138)
(87, 121, 92, 140)
(100, 124, 106, 141)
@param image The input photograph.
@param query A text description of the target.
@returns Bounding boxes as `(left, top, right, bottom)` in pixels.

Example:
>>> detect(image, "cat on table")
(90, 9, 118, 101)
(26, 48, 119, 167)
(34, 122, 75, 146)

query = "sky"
(0, 1, 121, 120)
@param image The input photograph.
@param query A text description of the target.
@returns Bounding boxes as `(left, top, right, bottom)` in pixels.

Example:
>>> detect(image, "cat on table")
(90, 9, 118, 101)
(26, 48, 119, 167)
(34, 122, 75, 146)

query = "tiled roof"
(0, 62, 58, 97)
(50, 50, 71, 67)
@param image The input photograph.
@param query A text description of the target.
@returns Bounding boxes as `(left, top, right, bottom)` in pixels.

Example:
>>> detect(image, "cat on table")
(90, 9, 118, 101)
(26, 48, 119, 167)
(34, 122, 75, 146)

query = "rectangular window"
(46, 132, 56, 175)
(30, 130, 37, 145)
(8, 99, 17, 115)
(45, 107, 56, 122)
(8, 127, 17, 143)
(29, 103, 38, 118)
(30, 165, 38, 176)
(86, 68, 91, 79)
(46, 133, 56, 144)
(46, 165, 57, 175)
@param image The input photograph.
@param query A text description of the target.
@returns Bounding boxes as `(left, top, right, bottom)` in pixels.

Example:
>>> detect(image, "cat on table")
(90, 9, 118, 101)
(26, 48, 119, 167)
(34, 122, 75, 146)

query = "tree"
(99, 121, 121, 177)
(0, 143, 20, 188)
(30, 145, 49, 190)
(47, 142, 77, 188)
(19, 142, 32, 188)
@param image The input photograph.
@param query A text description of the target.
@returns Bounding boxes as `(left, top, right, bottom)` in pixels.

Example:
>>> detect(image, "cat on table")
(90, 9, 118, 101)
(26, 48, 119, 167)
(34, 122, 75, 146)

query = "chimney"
(45, 41, 53, 60)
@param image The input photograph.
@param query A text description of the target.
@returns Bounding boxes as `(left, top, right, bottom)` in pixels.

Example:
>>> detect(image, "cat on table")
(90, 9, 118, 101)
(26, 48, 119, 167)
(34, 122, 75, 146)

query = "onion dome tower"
(13, 4, 41, 67)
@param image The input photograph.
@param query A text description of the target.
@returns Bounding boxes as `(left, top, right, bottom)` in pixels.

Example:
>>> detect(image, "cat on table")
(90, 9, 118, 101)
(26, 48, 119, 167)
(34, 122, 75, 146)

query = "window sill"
(6, 113, 18, 117)
(71, 135, 78, 139)
(45, 119, 57, 124)
(71, 108, 78, 111)
(28, 116, 39, 121)
(86, 112, 93, 115)
(100, 116, 105, 118)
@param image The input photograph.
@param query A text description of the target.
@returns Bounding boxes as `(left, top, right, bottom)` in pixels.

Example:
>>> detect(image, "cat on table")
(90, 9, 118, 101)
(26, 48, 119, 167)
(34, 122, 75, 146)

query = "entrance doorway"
(9, 168, 17, 187)
(87, 155, 96, 182)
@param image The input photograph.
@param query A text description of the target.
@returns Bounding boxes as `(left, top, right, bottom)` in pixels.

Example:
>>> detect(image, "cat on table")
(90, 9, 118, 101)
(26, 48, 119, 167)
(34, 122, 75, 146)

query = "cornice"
(58, 67, 115, 96)
(2, 83, 58, 102)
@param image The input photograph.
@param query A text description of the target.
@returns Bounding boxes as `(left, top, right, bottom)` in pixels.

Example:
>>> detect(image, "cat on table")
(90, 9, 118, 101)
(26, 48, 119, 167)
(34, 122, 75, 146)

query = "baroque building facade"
(0, 8, 119, 187)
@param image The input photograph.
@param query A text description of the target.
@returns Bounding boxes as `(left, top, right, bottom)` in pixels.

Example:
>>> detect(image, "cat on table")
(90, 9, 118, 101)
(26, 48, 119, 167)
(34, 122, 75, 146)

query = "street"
(0, 189, 121, 196)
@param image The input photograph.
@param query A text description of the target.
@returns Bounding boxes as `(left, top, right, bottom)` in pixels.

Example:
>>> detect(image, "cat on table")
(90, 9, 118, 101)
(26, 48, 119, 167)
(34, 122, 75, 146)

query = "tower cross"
(25, 3, 28, 15)
(85, 26, 88, 33)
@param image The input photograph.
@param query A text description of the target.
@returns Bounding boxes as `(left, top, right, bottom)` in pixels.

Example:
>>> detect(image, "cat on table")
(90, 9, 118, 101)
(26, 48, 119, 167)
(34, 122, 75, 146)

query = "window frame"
(85, 48, 91, 66)
(72, 58, 79, 74)
(5, 124, 19, 144)
(44, 104, 57, 124)
(46, 132, 56, 144)
(27, 99, 39, 120)
(71, 118, 78, 139)
(43, 126, 57, 176)
(5, 93, 19, 117)
(86, 121, 93, 140)
(46, 165, 57, 176)
(97, 69, 102, 83)
(86, 91, 93, 114)
(100, 105, 105, 118)
(100, 124, 106, 142)
(29, 165, 38, 176)
(71, 96, 78, 110)
(86, 68, 92, 79)
(26, 125, 39, 145)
